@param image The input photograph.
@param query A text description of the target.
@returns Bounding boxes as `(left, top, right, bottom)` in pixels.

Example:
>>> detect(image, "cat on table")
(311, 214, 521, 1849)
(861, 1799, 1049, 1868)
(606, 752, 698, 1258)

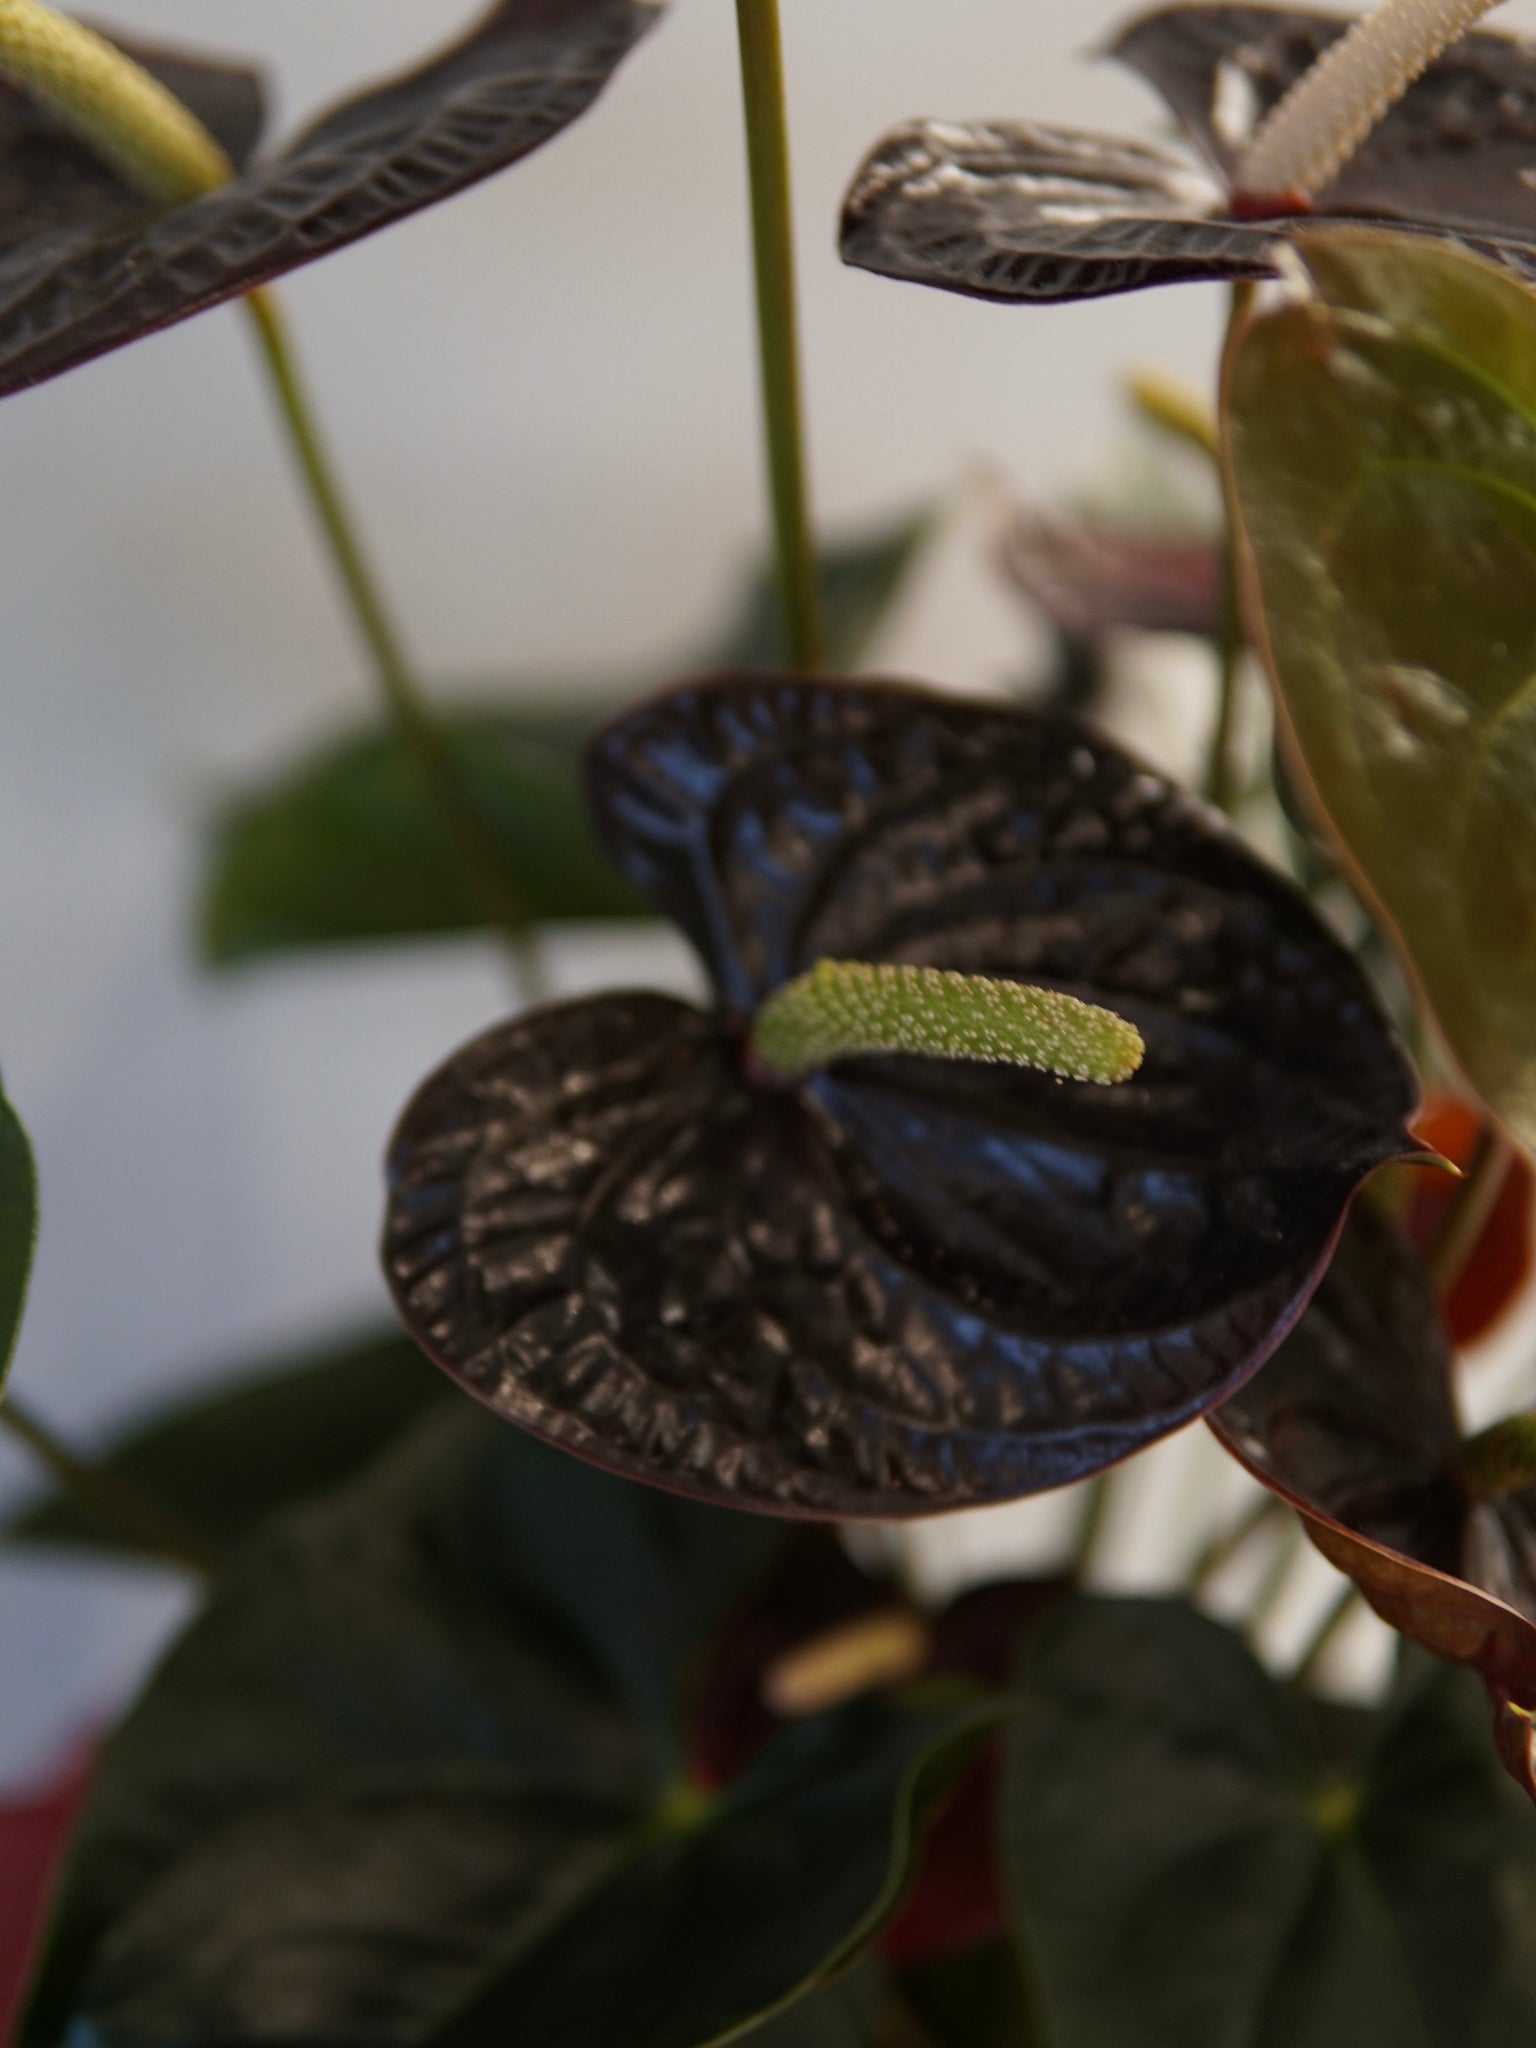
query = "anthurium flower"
(383, 674, 1417, 1519)
(840, 3, 1536, 307)
(1213, 1202, 1536, 1801)
(0, 0, 666, 398)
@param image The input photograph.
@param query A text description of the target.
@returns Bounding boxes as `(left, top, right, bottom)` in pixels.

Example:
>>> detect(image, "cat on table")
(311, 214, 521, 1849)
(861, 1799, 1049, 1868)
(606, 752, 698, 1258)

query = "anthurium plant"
(4, 1, 1536, 2043)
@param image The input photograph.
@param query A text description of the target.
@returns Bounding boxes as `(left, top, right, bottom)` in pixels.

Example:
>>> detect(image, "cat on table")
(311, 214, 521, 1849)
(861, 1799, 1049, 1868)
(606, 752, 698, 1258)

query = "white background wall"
(2, 0, 1532, 1784)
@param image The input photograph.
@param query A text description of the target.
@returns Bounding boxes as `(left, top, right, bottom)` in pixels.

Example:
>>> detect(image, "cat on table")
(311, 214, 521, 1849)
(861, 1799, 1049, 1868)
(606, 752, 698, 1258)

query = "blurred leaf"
(199, 713, 648, 966)
(1226, 227, 1536, 1153)
(1004, 1598, 1536, 2048)
(4, 1326, 449, 1556)
(197, 511, 933, 969)
(737, 1966, 889, 2048)
(710, 508, 933, 671)
(899, 1941, 1044, 2048)
(60, 1693, 978, 2048)
(23, 1409, 786, 2047)
(0, 1071, 37, 1401)
(426, 1690, 997, 2048)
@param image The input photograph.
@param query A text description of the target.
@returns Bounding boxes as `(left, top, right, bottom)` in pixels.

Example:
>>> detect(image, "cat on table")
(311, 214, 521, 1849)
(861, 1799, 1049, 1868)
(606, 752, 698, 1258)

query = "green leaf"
(708, 508, 933, 672)
(3, 1326, 449, 1556)
(61, 1693, 973, 2048)
(899, 1942, 1045, 2048)
(198, 711, 648, 966)
(23, 1409, 786, 2047)
(1004, 1597, 1536, 2048)
(197, 512, 932, 969)
(425, 1689, 996, 2048)
(0, 1067, 36, 1401)
(1225, 227, 1536, 1152)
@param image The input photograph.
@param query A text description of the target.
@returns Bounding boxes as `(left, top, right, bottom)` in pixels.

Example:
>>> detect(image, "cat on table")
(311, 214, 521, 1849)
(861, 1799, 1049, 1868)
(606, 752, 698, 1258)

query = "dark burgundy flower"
(382, 674, 1417, 1519)
(841, 4, 1536, 307)
(1213, 1201, 1536, 1801)
(0, 0, 666, 399)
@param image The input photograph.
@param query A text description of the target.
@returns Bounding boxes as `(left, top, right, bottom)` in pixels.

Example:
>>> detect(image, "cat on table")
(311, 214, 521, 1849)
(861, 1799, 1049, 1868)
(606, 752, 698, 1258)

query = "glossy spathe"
(383, 675, 1418, 1518)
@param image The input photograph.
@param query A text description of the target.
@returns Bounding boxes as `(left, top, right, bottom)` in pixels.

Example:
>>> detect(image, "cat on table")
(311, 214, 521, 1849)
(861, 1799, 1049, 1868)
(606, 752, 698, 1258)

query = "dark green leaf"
(198, 712, 648, 966)
(427, 1690, 997, 2048)
(0, 1, 668, 399)
(899, 1942, 1044, 2048)
(0, 1068, 38, 1400)
(4, 1326, 449, 1557)
(23, 1408, 784, 2047)
(197, 513, 932, 968)
(76, 1776, 633, 2048)
(736, 1965, 889, 2048)
(62, 1693, 975, 2048)
(709, 508, 933, 672)
(1226, 227, 1536, 1153)
(1004, 1598, 1536, 2048)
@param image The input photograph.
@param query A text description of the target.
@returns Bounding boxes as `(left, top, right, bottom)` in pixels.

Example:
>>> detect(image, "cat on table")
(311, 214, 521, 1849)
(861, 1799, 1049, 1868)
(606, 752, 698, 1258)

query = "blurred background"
(4, 0, 1532, 1784)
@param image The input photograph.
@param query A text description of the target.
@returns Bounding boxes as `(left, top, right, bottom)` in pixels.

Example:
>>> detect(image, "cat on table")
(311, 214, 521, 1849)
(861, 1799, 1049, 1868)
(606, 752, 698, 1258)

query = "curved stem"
(1208, 281, 1255, 814)
(1291, 1583, 1360, 1691)
(243, 290, 541, 983)
(735, 0, 823, 672)
(1188, 1490, 1284, 1595)
(1, 1395, 214, 1575)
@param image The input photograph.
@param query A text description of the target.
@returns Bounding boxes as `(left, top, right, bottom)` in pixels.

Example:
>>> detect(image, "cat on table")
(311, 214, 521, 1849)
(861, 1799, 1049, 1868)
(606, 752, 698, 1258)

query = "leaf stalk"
(734, 0, 823, 671)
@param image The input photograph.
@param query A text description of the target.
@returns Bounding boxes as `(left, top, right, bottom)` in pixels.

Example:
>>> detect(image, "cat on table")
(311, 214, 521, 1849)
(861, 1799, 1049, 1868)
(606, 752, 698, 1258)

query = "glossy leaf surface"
(1113, 4, 1536, 235)
(4, 1325, 450, 1558)
(840, 121, 1273, 307)
(385, 676, 1416, 1517)
(1005, 1597, 1536, 2047)
(199, 515, 928, 967)
(0, 1071, 37, 1402)
(840, 7, 1536, 309)
(1213, 1203, 1536, 1799)
(1226, 229, 1536, 1152)
(0, 0, 667, 397)
(427, 1692, 993, 2048)
(22, 1406, 784, 2046)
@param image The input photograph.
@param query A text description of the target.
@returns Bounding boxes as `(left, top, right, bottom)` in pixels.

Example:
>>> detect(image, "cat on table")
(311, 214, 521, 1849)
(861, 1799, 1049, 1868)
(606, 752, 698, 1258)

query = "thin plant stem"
(1, 1394, 214, 1576)
(243, 290, 544, 992)
(734, 0, 823, 672)
(1188, 1490, 1285, 1595)
(1292, 1582, 1361, 1692)
(1428, 1119, 1515, 1301)
(1207, 280, 1256, 814)
(1246, 1514, 1302, 1640)
(1072, 1472, 1114, 1582)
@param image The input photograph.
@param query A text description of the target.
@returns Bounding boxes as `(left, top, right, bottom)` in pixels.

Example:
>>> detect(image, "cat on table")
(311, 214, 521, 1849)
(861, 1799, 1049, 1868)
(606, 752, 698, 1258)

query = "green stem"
(1292, 1583, 1360, 1691)
(243, 291, 542, 987)
(1071, 1472, 1115, 1582)
(734, 0, 823, 672)
(1, 1395, 214, 1575)
(1207, 281, 1255, 815)
(1428, 1119, 1514, 1302)
(1188, 1490, 1284, 1595)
